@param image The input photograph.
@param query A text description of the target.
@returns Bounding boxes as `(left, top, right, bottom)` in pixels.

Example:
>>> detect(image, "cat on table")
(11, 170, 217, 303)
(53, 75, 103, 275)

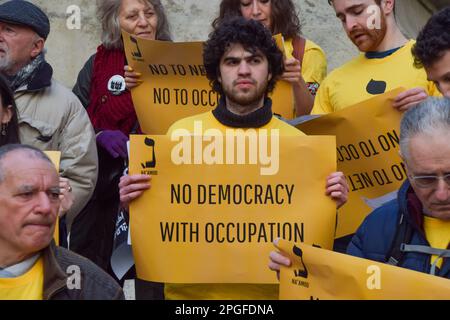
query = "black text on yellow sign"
(129, 133, 336, 283)
(298, 89, 405, 238)
(277, 239, 450, 300)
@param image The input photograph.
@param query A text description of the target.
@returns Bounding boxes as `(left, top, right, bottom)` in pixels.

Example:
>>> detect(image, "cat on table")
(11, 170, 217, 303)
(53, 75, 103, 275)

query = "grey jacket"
(14, 62, 98, 230)
(43, 242, 124, 300)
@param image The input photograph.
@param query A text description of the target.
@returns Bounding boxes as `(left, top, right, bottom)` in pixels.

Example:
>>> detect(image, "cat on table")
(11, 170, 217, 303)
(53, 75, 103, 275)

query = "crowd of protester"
(0, 0, 449, 300)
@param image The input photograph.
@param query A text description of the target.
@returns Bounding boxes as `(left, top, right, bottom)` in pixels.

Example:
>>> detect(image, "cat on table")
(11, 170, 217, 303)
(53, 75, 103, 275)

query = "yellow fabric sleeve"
(302, 40, 327, 84)
(311, 75, 333, 115)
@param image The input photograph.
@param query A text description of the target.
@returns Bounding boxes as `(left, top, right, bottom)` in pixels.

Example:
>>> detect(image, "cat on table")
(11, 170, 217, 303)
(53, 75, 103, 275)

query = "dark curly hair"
(212, 0, 301, 39)
(413, 7, 450, 69)
(204, 17, 284, 96)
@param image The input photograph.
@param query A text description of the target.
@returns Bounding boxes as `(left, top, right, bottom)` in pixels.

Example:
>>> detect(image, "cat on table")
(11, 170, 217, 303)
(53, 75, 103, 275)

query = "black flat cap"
(0, 1, 50, 39)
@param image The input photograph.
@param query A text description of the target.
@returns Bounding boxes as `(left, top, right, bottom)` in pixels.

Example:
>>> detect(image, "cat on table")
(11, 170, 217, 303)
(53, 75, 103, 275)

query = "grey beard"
(0, 50, 15, 75)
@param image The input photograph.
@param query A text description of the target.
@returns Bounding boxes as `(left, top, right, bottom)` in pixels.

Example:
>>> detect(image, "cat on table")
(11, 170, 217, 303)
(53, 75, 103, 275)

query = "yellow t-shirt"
(0, 257, 44, 300)
(423, 216, 450, 270)
(311, 40, 440, 114)
(166, 111, 304, 300)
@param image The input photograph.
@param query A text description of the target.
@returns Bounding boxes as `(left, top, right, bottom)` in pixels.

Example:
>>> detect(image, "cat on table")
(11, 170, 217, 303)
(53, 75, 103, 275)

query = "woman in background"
(213, 0, 327, 116)
(72, 0, 171, 275)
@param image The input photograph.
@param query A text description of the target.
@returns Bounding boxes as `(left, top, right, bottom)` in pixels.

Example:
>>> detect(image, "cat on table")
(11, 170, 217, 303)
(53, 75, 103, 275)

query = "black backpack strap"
(386, 213, 414, 266)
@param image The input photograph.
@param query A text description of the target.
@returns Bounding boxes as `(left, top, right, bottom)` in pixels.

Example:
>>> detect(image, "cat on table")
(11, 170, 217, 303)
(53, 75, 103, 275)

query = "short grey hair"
(400, 97, 450, 160)
(0, 144, 53, 183)
(96, 0, 172, 50)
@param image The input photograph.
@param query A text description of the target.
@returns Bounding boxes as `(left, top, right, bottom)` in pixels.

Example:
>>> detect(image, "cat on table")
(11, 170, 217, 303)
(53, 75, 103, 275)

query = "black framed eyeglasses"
(410, 173, 450, 188)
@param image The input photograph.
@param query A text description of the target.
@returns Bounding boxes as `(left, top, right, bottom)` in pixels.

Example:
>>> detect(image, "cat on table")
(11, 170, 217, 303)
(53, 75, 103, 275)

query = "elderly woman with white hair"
(74, 0, 171, 147)
(71, 0, 171, 275)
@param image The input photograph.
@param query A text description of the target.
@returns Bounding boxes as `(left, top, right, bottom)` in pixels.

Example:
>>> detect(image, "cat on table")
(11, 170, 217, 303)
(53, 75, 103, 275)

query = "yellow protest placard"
(123, 31, 294, 134)
(129, 134, 336, 283)
(277, 239, 450, 300)
(123, 31, 217, 134)
(298, 89, 404, 238)
(45, 151, 61, 245)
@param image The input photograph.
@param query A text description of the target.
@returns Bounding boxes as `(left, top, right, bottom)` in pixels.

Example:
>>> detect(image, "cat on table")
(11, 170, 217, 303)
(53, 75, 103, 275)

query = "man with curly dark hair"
(212, 0, 328, 116)
(166, 17, 306, 135)
(204, 16, 283, 97)
(413, 7, 450, 98)
(118, 17, 349, 300)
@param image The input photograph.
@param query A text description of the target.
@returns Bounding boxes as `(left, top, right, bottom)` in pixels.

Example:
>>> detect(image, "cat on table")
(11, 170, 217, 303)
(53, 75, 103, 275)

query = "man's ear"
(381, 0, 395, 15)
(1, 105, 13, 124)
(30, 37, 45, 59)
(268, 72, 272, 82)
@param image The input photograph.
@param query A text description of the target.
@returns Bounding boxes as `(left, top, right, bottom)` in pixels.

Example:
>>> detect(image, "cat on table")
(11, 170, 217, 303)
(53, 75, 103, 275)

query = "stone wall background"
(2, 0, 445, 88)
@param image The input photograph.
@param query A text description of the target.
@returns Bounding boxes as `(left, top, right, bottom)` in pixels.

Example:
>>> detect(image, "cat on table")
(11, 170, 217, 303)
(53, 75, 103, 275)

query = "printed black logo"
(110, 81, 123, 91)
(366, 79, 387, 95)
(130, 36, 142, 59)
(107, 75, 126, 95)
(292, 245, 308, 279)
(141, 138, 156, 169)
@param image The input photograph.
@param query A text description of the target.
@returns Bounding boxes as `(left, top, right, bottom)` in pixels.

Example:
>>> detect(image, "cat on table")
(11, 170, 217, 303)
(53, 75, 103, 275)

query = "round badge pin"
(107, 75, 126, 96)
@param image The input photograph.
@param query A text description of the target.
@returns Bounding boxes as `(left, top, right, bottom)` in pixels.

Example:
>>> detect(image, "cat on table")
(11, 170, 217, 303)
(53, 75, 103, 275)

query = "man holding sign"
(120, 17, 348, 299)
(270, 98, 450, 280)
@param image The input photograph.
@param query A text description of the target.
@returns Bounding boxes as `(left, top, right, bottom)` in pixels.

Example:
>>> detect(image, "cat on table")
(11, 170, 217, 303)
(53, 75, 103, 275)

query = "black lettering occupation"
(159, 221, 304, 243)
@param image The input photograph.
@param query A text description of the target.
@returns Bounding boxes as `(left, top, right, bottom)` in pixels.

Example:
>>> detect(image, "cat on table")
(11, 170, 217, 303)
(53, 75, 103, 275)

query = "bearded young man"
(270, 97, 450, 280)
(118, 17, 349, 300)
(311, 0, 440, 114)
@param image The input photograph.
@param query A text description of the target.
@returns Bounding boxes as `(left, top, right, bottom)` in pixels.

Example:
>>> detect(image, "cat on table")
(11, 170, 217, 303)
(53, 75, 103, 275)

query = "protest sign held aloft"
(129, 134, 336, 284)
(298, 89, 404, 238)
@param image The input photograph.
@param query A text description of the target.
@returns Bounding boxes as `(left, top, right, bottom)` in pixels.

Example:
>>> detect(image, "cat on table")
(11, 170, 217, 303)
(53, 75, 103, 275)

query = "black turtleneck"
(212, 96, 273, 128)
